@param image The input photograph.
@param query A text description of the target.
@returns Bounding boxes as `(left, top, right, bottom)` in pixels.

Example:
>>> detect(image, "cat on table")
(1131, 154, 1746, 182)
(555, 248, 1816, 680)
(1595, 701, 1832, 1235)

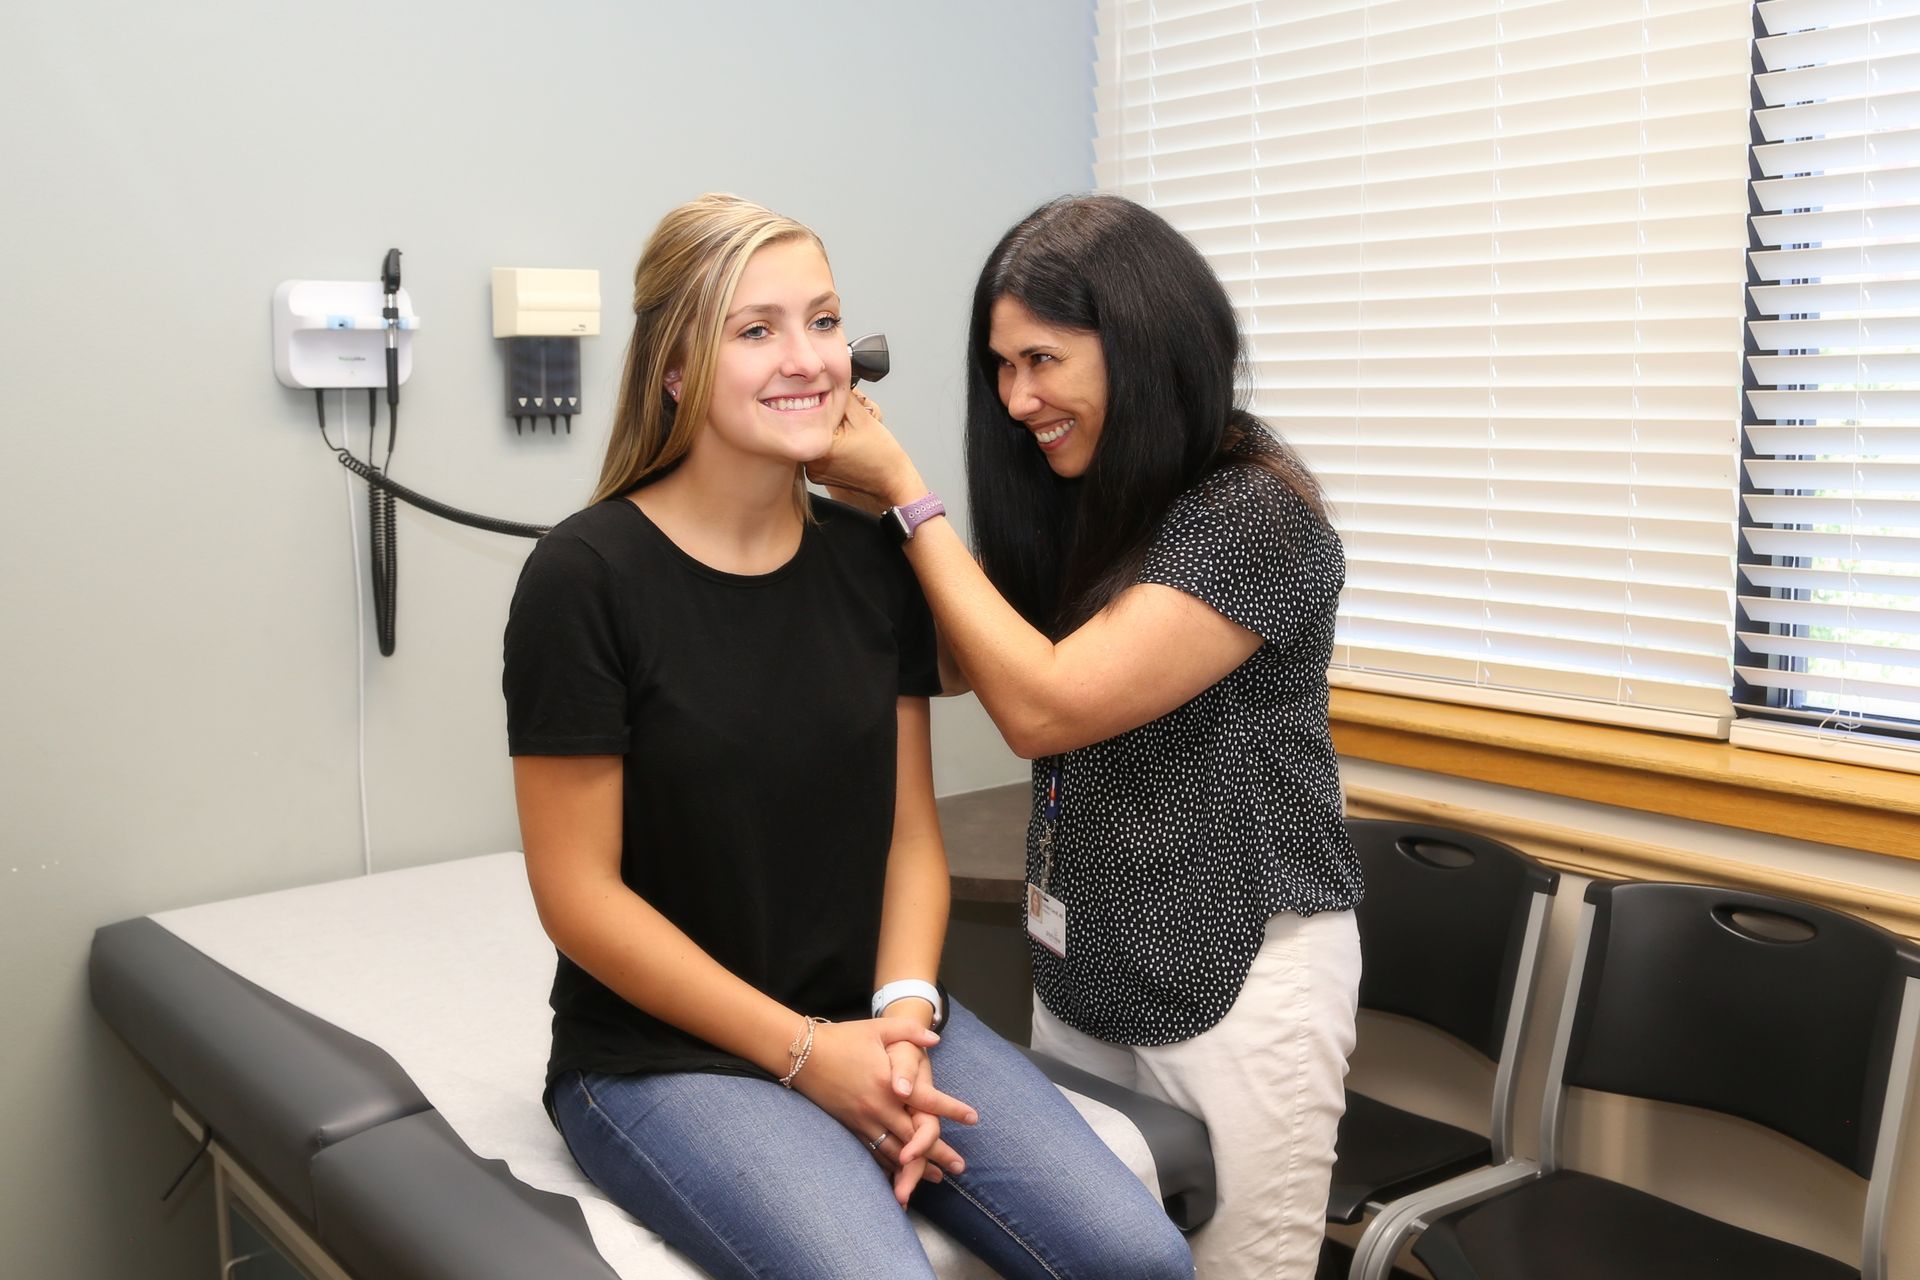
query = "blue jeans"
(554, 1001, 1193, 1280)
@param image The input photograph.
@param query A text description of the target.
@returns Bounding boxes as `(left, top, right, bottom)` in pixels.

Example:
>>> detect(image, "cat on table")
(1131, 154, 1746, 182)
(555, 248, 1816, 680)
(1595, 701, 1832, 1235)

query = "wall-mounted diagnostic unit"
(492, 267, 600, 433)
(272, 279, 419, 390)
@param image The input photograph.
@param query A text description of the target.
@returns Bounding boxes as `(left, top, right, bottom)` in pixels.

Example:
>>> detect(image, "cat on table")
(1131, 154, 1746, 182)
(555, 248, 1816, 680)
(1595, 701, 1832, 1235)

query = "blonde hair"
(591, 193, 826, 510)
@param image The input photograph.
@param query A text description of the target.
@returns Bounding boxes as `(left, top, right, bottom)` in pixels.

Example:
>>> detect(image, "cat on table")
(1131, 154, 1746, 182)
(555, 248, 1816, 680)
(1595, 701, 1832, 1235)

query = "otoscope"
(358, 248, 406, 655)
(381, 249, 404, 431)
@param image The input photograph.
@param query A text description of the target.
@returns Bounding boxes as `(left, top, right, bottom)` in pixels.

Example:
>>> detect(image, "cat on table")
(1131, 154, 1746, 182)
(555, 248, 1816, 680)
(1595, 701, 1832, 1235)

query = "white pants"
(1030, 910, 1361, 1280)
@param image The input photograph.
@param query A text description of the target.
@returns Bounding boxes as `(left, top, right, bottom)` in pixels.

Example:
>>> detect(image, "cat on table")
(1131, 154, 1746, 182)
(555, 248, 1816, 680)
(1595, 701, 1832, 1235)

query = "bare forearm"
(865, 461, 1256, 756)
(934, 629, 971, 697)
(897, 516, 1067, 756)
(874, 698, 952, 1026)
(538, 879, 800, 1076)
(873, 835, 950, 1028)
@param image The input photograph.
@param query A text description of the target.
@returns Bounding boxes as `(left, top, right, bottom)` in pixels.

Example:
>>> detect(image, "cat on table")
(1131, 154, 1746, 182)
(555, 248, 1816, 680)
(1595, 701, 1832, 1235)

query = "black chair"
(1401, 880, 1920, 1280)
(1332, 820, 1559, 1280)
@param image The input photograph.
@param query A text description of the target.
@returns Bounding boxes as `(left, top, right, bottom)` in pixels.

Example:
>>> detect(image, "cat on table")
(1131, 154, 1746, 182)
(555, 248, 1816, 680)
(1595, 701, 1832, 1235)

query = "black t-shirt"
(503, 494, 940, 1091)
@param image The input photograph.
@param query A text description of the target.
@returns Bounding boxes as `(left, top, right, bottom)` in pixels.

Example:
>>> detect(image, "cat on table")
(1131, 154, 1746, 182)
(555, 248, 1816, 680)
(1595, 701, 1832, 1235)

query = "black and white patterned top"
(1027, 425, 1363, 1046)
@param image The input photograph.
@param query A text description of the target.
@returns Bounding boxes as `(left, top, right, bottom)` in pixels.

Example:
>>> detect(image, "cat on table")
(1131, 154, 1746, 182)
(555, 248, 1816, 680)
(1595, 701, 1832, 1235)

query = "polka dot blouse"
(1027, 425, 1364, 1046)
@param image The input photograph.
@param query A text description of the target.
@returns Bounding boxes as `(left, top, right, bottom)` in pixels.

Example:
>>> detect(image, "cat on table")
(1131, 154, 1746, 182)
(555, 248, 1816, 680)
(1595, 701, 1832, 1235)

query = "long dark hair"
(964, 194, 1324, 637)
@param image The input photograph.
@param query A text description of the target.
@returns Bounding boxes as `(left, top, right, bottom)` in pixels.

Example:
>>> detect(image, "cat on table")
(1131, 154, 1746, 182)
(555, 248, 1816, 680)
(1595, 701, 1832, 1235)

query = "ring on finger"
(867, 1131, 890, 1151)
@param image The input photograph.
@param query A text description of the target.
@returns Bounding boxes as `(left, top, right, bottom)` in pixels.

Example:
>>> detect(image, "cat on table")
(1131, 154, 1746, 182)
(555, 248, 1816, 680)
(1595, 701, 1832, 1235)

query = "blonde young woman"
(502, 194, 1192, 1280)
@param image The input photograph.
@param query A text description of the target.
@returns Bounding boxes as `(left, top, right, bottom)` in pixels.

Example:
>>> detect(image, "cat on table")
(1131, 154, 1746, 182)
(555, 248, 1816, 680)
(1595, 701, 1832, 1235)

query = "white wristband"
(871, 978, 943, 1022)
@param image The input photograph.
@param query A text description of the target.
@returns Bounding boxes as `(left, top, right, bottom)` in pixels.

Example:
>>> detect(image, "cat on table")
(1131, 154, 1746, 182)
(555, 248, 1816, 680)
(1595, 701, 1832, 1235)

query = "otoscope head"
(381, 248, 403, 295)
(849, 332, 889, 385)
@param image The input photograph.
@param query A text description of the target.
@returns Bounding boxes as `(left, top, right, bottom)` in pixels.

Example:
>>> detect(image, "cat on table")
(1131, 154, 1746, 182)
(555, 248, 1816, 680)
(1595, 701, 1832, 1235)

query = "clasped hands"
(792, 1016, 979, 1206)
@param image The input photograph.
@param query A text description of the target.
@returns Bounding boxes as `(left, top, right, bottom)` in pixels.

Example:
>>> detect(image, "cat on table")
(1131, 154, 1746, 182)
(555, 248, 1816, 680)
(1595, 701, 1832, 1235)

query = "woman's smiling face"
(988, 296, 1108, 479)
(698, 236, 851, 468)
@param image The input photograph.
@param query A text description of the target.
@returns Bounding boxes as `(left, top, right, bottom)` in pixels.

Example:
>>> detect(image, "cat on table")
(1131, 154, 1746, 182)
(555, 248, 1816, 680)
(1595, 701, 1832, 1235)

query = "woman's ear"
(664, 369, 682, 402)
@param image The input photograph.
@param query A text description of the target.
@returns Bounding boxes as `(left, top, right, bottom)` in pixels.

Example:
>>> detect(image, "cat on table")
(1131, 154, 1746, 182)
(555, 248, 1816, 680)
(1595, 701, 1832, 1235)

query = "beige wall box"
(490, 267, 601, 337)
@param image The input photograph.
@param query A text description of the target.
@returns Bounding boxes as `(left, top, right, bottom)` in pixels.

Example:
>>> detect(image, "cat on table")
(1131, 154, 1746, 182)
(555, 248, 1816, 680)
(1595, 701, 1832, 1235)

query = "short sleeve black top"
(503, 494, 939, 1091)
(1028, 426, 1363, 1046)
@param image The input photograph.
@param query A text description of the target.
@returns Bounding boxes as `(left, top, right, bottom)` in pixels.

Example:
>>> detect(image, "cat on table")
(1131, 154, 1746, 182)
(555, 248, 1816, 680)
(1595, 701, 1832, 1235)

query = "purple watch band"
(887, 493, 945, 542)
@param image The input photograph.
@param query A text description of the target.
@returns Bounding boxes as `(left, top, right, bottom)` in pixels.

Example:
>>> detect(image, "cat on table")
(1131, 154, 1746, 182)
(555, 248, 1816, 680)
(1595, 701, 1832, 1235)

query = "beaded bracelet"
(778, 1015, 829, 1088)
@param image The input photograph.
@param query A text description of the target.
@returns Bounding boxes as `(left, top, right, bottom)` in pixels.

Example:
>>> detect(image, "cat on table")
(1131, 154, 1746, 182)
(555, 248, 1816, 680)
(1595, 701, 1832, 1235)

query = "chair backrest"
(1559, 880, 1920, 1177)
(1349, 819, 1560, 1062)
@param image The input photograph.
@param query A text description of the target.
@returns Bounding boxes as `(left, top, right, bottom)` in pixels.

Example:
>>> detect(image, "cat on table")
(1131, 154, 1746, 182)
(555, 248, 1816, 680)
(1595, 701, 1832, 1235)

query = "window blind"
(1095, 0, 1754, 735)
(1742, 0, 1920, 751)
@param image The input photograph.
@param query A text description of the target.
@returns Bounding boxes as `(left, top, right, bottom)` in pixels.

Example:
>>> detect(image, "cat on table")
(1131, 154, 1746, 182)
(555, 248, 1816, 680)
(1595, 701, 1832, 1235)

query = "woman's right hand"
(807, 390, 926, 512)
(790, 1017, 974, 1202)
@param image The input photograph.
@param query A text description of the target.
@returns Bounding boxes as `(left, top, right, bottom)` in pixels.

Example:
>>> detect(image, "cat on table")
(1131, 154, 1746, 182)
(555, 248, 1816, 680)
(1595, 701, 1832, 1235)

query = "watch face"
(886, 507, 913, 542)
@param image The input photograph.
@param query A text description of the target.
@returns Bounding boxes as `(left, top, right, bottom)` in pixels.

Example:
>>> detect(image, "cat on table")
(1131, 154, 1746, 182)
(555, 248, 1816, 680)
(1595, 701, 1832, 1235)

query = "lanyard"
(1036, 760, 1062, 892)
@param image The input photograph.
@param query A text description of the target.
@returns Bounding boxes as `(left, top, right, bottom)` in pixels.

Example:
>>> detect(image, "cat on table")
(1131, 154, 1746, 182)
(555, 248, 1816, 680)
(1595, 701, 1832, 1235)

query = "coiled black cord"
(314, 391, 550, 658)
(330, 448, 553, 539)
(367, 391, 399, 656)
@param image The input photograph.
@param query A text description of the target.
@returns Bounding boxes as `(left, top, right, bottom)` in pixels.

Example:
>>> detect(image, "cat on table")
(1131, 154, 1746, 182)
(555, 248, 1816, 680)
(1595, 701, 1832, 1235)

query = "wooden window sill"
(1330, 688, 1920, 862)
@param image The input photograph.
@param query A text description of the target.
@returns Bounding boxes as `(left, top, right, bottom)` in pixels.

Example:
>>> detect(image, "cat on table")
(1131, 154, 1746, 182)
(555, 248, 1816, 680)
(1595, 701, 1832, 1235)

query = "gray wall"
(0, 3, 1084, 1274)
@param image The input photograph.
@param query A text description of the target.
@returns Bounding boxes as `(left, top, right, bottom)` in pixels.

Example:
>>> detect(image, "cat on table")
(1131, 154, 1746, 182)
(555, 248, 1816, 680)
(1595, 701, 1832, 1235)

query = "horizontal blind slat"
(1739, 632, 1920, 673)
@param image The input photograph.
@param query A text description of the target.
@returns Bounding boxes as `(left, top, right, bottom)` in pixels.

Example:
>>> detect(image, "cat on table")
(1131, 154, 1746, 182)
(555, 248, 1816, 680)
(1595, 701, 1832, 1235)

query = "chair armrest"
(1348, 1158, 1542, 1280)
(1017, 1046, 1217, 1231)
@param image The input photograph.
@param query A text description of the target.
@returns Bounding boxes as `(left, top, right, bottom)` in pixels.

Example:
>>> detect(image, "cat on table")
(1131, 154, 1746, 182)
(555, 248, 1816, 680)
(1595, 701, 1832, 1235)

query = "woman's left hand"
(808, 390, 924, 514)
(879, 1039, 977, 1203)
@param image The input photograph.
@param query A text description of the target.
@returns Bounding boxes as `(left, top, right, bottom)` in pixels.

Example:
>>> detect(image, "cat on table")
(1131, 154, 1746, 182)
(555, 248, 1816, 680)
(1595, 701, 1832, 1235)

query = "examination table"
(91, 852, 1215, 1280)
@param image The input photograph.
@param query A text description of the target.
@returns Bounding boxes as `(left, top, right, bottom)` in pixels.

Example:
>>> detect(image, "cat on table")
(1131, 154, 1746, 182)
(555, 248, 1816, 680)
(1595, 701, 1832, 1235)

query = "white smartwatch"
(871, 978, 948, 1032)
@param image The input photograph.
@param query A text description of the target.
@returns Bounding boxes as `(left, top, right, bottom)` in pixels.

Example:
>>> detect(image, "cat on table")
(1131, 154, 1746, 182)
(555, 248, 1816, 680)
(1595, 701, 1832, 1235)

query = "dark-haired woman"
(811, 193, 1363, 1279)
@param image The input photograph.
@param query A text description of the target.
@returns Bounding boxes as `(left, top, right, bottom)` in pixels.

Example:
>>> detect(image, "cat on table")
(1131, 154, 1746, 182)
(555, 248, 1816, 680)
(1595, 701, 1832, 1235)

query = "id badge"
(1026, 882, 1068, 957)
